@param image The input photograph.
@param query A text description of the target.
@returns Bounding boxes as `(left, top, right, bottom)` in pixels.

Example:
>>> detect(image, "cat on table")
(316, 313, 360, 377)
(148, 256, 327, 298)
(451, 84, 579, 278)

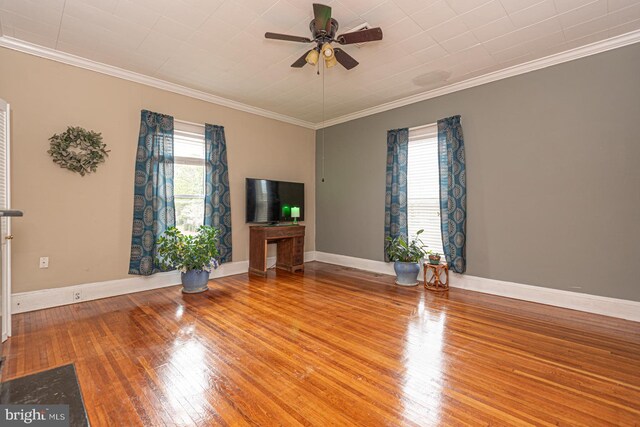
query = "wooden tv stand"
(249, 225, 305, 276)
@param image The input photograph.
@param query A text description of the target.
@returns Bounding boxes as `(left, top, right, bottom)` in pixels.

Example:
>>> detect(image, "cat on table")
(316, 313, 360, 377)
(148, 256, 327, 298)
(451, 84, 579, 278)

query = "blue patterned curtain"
(384, 128, 409, 261)
(204, 124, 232, 263)
(438, 116, 466, 273)
(129, 110, 175, 276)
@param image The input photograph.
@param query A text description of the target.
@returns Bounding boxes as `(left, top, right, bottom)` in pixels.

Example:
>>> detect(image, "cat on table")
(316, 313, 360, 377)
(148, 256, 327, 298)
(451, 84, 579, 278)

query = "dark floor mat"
(0, 364, 89, 426)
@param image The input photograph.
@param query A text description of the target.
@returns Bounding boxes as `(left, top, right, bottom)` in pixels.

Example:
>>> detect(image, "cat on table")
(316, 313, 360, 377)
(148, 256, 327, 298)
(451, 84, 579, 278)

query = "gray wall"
(316, 43, 640, 301)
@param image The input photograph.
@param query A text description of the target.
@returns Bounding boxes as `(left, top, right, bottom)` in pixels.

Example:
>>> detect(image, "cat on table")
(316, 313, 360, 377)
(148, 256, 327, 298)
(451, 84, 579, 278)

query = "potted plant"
(427, 250, 442, 265)
(385, 229, 429, 286)
(156, 225, 220, 294)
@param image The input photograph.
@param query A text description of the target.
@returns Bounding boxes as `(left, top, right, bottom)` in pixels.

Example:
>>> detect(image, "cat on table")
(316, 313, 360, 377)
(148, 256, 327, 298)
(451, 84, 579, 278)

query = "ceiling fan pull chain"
(321, 62, 326, 183)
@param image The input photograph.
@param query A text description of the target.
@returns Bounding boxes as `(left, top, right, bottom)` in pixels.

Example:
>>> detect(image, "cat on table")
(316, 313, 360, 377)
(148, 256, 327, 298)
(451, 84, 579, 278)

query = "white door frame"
(0, 99, 11, 341)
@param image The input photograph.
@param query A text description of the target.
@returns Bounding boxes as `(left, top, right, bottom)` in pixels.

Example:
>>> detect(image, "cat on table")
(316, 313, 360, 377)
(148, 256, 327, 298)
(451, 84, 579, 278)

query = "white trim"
(0, 36, 316, 130)
(12, 251, 318, 314)
(449, 273, 640, 323)
(5, 100, 11, 337)
(10, 250, 640, 321)
(0, 100, 11, 338)
(315, 29, 640, 129)
(2, 30, 640, 131)
(314, 252, 640, 322)
(316, 252, 395, 275)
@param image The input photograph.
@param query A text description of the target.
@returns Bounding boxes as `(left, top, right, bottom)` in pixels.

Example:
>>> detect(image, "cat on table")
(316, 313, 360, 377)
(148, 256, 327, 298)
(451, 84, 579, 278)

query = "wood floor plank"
(2, 262, 639, 426)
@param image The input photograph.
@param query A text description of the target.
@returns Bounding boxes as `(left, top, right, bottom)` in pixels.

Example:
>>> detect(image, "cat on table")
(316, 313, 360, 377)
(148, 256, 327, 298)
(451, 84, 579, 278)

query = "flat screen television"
(246, 178, 304, 224)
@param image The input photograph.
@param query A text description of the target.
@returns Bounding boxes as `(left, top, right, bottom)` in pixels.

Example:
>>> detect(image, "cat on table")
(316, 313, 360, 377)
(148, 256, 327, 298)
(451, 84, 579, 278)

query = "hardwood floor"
(2, 262, 640, 426)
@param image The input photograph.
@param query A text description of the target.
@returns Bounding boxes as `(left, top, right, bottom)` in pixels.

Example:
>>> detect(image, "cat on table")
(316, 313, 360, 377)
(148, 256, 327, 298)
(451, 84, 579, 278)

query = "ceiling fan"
(265, 3, 383, 70)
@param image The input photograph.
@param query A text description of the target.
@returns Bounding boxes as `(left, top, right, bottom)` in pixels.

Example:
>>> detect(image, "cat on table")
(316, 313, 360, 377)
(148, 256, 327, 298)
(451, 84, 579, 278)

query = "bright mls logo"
(0, 405, 69, 426)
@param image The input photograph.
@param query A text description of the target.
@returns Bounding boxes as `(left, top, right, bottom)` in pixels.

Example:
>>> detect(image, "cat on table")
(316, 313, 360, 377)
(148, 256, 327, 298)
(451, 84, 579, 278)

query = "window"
(408, 124, 444, 255)
(174, 121, 205, 234)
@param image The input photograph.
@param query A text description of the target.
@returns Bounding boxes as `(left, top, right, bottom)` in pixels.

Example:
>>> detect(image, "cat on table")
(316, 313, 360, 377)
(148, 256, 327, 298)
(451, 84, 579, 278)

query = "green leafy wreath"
(48, 126, 110, 176)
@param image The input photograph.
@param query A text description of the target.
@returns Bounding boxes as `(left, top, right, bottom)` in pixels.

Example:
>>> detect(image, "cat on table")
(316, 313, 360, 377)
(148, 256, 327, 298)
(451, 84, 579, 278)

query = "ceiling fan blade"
(291, 50, 311, 68)
(265, 32, 312, 43)
(334, 48, 359, 70)
(313, 3, 332, 33)
(337, 27, 383, 45)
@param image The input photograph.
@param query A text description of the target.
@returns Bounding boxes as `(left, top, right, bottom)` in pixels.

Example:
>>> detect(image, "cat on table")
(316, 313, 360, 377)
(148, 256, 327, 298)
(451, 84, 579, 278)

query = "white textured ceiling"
(1, 0, 639, 124)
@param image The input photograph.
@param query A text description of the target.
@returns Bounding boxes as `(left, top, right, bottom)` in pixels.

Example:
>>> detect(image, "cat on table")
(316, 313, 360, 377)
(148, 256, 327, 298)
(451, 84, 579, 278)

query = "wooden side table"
(424, 263, 449, 292)
(249, 225, 305, 276)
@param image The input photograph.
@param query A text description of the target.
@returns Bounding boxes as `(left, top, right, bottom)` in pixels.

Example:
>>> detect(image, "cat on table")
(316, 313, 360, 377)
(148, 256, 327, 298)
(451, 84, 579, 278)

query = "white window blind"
(407, 124, 444, 255)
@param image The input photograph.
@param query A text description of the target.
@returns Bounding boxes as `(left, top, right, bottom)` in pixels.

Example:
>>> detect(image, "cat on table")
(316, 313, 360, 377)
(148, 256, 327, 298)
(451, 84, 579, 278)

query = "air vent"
(342, 22, 371, 48)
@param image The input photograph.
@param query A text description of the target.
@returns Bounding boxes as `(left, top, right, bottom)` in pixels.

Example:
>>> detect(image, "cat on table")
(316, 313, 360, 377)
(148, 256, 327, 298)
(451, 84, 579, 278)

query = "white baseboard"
(14, 250, 639, 323)
(314, 252, 640, 322)
(12, 251, 318, 314)
(315, 251, 396, 275)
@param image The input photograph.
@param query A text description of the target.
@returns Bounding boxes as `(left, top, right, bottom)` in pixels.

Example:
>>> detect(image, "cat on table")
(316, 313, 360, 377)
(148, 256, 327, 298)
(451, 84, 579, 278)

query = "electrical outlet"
(73, 291, 82, 302)
(39, 257, 49, 268)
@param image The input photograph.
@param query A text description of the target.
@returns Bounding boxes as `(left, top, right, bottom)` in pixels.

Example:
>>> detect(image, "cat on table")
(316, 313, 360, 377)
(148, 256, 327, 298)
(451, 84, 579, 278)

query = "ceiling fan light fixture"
(321, 42, 334, 59)
(305, 48, 320, 65)
(321, 42, 337, 67)
(265, 3, 384, 71)
(325, 55, 338, 68)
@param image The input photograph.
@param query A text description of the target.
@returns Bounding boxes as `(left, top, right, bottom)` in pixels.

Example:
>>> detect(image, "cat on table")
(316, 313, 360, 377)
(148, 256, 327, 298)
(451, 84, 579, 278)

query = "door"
(0, 98, 11, 345)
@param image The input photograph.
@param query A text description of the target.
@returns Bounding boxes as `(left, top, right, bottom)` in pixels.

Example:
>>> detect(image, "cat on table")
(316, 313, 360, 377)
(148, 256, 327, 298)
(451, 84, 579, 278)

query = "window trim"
(173, 120, 206, 233)
(407, 123, 444, 255)
(174, 119, 205, 166)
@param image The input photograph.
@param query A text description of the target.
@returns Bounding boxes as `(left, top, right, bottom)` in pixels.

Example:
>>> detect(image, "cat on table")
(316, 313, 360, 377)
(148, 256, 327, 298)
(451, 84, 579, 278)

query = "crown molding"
(314, 29, 640, 129)
(0, 36, 316, 130)
(2, 29, 640, 131)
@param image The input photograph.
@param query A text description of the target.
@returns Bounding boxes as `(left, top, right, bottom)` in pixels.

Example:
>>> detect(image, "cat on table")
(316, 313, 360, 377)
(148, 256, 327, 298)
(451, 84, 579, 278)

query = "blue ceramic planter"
(181, 269, 210, 294)
(394, 261, 420, 286)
